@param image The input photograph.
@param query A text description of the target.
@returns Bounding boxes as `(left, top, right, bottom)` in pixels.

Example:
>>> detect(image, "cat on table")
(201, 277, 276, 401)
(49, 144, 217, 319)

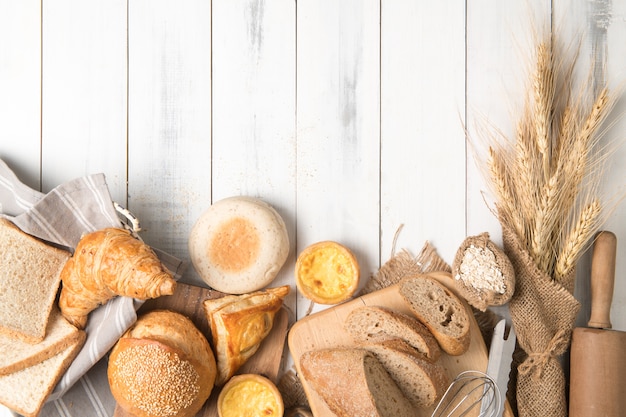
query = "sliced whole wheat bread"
(0, 219, 70, 343)
(300, 348, 415, 417)
(399, 274, 471, 356)
(0, 305, 83, 376)
(360, 339, 449, 408)
(344, 305, 441, 361)
(0, 332, 85, 417)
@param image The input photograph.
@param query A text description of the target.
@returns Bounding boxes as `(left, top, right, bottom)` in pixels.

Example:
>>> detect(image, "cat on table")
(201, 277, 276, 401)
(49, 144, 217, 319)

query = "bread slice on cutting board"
(299, 347, 415, 417)
(0, 219, 70, 343)
(344, 305, 441, 361)
(359, 339, 449, 408)
(398, 274, 471, 355)
(0, 305, 83, 376)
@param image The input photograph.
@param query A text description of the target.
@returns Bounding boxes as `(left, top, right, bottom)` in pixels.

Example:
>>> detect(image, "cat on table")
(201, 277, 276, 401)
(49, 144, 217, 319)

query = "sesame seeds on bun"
(108, 310, 216, 417)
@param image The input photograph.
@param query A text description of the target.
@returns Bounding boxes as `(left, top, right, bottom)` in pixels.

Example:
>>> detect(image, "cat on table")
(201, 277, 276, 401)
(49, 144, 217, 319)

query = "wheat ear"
(554, 199, 602, 282)
(487, 146, 528, 246)
(532, 41, 556, 182)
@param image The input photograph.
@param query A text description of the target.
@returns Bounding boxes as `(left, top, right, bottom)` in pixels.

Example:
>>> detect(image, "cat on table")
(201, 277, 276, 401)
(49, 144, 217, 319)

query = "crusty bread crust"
(300, 348, 415, 417)
(108, 310, 217, 417)
(344, 305, 441, 361)
(359, 339, 449, 407)
(399, 274, 471, 356)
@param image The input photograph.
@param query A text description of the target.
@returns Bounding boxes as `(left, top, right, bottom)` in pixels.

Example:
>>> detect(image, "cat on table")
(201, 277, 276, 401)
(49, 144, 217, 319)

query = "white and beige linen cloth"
(0, 159, 184, 417)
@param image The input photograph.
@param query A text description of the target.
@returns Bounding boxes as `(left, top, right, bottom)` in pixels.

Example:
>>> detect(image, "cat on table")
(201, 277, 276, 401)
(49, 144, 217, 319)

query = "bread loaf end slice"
(361, 339, 449, 408)
(300, 348, 415, 417)
(344, 305, 441, 361)
(399, 274, 471, 355)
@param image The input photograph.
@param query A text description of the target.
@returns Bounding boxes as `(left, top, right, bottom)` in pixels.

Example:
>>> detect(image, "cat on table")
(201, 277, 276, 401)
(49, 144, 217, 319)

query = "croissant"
(58, 227, 176, 329)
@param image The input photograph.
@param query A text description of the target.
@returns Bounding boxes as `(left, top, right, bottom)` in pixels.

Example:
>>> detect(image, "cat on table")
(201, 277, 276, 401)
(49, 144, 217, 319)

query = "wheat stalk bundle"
(479, 34, 620, 288)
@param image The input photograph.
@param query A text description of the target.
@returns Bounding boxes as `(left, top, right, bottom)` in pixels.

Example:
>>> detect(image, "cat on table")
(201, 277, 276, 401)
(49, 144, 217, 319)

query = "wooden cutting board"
(288, 271, 512, 417)
(114, 282, 289, 417)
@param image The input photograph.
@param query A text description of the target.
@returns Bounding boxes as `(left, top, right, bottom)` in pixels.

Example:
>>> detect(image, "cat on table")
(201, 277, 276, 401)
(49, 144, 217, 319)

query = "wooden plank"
(600, 0, 626, 332)
(41, 0, 127, 201)
(0, 0, 42, 189)
(211, 0, 296, 302)
(554, 0, 626, 332)
(465, 0, 551, 247)
(380, 0, 466, 266)
(127, 0, 212, 286)
(296, 0, 380, 318)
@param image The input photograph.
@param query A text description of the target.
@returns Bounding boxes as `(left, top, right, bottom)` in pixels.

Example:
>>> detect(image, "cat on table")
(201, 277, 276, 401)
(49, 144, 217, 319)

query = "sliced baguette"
(344, 305, 441, 361)
(0, 305, 82, 376)
(0, 332, 85, 417)
(360, 339, 449, 408)
(300, 348, 415, 417)
(398, 274, 471, 355)
(0, 219, 70, 343)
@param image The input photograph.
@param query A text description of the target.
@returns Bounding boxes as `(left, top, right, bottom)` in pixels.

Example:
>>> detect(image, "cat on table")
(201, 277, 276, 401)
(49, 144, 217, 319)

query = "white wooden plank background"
(1, 0, 625, 414)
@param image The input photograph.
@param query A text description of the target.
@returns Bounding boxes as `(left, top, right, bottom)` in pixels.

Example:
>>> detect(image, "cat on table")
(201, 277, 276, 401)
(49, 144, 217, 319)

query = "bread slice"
(299, 348, 415, 417)
(344, 305, 441, 361)
(360, 339, 449, 408)
(0, 332, 85, 417)
(398, 274, 471, 355)
(0, 219, 70, 343)
(0, 305, 83, 376)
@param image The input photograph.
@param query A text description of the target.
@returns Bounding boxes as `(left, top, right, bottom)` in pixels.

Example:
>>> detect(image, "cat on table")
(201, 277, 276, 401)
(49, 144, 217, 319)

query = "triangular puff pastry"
(203, 286, 289, 386)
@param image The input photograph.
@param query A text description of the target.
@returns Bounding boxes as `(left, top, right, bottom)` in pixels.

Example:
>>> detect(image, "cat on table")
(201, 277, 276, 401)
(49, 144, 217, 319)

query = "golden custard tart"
(217, 374, 284, 417)
(295, 241, 360, 304)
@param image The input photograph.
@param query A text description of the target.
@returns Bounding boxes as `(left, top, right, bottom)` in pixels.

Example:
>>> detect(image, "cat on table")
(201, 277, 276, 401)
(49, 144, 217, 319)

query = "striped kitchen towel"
(0, 159, 184, 416)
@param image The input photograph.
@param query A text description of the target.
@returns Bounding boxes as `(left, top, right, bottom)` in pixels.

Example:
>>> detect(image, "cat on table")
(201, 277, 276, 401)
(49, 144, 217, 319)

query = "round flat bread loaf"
(189, 196, 290, 294)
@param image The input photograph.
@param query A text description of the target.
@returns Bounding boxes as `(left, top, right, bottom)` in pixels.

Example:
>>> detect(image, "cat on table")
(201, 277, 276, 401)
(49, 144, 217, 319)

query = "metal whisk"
(430, 370, 501, 417)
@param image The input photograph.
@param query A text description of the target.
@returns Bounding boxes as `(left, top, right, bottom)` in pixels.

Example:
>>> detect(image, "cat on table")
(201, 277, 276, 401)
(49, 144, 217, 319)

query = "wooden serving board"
(288, 272, 512, 417)
(114, 282, 289, 417)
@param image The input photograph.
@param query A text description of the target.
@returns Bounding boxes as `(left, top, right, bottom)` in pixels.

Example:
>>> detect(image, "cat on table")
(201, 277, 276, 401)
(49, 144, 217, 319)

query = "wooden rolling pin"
(569, 231, 626, 417)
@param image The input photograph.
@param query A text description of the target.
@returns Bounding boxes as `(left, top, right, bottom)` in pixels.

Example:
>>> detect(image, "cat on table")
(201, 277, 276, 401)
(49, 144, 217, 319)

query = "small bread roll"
(189, 196, 290, 294)
(108, 310, 217, 417)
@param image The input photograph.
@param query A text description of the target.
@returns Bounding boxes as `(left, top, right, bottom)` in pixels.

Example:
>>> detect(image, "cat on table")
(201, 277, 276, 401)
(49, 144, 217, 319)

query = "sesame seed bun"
(188, 196, 290, 294)
(108, 310, 217, 417)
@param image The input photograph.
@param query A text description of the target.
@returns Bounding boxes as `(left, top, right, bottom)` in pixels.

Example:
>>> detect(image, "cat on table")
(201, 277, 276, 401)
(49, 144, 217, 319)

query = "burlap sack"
(452, 232, 515, 311)
(502, 223, 580, 417)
